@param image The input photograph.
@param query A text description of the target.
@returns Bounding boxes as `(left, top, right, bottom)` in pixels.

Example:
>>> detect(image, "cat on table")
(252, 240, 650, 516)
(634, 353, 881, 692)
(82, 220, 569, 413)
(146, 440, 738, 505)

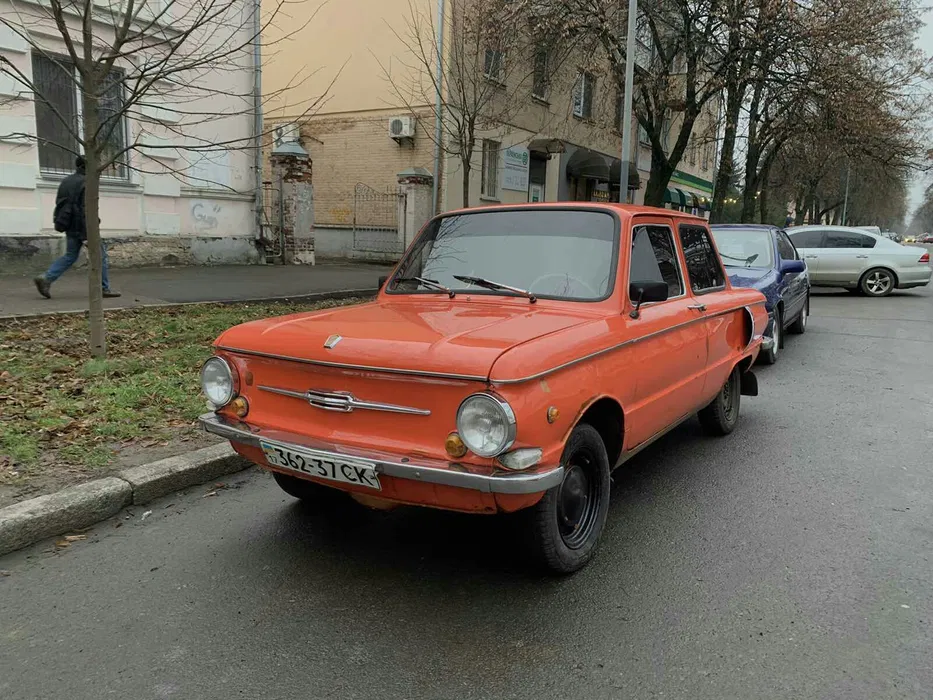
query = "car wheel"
(860, 268, 896, 297)
(272, 471, 351, 507)
(526, 423, 611, 575)
(759, 310, 782, 365)
(788, 295, 808, 334)
(698, 366, 742, 436)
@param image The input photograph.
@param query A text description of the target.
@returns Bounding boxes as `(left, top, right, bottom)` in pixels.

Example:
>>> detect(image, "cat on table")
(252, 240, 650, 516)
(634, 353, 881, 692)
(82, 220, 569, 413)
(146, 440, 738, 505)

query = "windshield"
(389, 209, 619, 301)
(709, 228, 775, 268)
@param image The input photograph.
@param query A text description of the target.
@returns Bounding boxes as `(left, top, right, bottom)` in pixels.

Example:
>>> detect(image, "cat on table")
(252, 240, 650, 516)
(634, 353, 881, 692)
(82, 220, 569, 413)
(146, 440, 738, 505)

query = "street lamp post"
(618, 0, 638, 203)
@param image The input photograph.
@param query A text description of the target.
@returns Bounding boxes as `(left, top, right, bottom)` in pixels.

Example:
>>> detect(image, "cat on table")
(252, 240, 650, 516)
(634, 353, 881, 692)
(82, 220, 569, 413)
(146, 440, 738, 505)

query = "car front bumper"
(199, 412, 564, 495)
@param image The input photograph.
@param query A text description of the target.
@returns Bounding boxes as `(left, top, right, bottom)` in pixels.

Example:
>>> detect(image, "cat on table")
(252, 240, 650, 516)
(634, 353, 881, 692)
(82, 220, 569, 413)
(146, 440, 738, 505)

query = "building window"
(484, 48, 505, 83)
(572, 72, 595, 119)
(639, 123, 651, 146)
(32, 53, 128, 179)
(532, 48, 549, 100)
(481, 139, 500, 198)
(615, 92, 624, 132)
(688, 136, 697, 166)
(701, 142, 712, 171)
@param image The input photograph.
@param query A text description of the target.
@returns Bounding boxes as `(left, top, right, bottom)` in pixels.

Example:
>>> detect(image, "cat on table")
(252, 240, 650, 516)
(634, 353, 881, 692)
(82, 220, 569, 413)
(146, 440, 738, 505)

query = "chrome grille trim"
(258, 385, 431, 416)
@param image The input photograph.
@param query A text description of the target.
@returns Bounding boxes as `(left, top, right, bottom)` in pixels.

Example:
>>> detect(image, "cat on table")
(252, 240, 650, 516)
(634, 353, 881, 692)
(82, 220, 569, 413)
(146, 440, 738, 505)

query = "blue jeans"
(45, 236, 111, 291)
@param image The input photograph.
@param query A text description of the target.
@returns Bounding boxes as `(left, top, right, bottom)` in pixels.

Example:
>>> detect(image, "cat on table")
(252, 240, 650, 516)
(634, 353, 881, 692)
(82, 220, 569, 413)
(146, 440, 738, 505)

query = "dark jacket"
(53, 169, 87, 241)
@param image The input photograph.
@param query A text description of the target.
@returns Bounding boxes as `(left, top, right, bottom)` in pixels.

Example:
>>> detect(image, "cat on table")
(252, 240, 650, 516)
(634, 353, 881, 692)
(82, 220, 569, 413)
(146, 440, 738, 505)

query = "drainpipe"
(431, 0, 445, 217)
(252, 0, 263, 241)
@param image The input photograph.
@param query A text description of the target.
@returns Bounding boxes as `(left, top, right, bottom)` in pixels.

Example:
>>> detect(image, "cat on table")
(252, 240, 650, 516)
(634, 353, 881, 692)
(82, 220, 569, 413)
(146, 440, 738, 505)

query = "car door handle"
(855, 254, 869, 259)
(805, 255, 818, 259)
(688, 304, 707, 311)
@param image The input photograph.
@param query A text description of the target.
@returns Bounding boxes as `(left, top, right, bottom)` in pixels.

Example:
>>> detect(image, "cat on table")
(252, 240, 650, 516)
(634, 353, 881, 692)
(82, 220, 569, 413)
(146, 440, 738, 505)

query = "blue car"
(710, 225, 810, 365)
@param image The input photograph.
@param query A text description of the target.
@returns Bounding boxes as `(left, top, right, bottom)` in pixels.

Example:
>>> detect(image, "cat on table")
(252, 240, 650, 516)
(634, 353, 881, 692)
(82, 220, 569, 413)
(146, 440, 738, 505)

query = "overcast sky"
(906, 9, 933, 218)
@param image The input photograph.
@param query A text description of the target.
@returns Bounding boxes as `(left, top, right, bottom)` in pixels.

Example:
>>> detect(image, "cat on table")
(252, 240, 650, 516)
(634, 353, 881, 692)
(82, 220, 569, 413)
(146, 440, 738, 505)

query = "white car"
(787, 226, 931, 297)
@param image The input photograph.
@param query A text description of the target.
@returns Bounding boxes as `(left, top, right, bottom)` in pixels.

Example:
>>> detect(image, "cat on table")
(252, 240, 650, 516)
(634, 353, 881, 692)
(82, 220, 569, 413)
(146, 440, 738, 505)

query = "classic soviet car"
(200, 204, 768, 573)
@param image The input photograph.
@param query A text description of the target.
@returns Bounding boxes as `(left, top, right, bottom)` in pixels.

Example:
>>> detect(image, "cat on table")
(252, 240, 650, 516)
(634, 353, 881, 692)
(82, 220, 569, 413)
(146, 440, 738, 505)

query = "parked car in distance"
(710, 225, 810, 365)
(787, 225, 932, 296)
(200, 204, 769, 574)
(917, 233, 933, 244)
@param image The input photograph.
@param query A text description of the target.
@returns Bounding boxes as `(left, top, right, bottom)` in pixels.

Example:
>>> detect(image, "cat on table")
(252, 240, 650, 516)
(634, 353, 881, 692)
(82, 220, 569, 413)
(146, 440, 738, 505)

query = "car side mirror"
(378, 275, 388, 290)
(629, 280, 669, 319)
(780, 259, 806, 275)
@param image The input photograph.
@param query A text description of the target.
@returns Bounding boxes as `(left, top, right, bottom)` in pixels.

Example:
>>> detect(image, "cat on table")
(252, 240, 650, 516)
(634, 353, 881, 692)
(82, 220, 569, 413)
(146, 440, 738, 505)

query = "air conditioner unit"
(273, 123, 300, 147)
(389, 116, 415, 141)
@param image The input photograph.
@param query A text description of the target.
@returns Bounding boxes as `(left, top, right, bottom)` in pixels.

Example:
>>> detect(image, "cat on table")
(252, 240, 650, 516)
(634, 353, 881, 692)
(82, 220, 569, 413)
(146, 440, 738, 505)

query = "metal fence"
(352, 183, 406, 255)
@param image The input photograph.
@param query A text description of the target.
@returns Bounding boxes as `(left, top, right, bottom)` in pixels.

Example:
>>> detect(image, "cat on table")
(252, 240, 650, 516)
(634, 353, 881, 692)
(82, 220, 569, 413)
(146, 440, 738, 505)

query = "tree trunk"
(759, 184, 769, 224)
(81, 77, 106, 358)
(644, 147, 675, 207)
(711, 84, 743, 223)
(461, 158, 471, 209)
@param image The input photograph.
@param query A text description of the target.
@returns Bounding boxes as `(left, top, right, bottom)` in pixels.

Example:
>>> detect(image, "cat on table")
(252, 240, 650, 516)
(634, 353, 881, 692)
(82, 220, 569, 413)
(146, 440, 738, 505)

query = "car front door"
(677, 222, 738, 401)
(777, 230, 808, 319)
(818, 230, 877, 285)
(788, 229, 827, 283)
(624, 219, 708, 448)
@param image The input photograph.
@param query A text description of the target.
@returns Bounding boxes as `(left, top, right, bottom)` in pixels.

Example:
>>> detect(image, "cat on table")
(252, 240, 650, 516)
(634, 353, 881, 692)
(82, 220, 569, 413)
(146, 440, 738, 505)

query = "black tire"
(759, 309, 782, 365)
(698, 366, 742, 436)
(272, 471, 351, 507)
(788, 295, 808, 334)
(859, 267, 896, 297)
(526, 424, 611, 574)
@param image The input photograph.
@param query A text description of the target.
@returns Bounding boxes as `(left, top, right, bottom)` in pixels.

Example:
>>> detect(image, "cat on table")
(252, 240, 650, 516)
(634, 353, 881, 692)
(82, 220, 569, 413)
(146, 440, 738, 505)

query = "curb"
(0, 288, 378, 321)
(0, 443, 249, 557)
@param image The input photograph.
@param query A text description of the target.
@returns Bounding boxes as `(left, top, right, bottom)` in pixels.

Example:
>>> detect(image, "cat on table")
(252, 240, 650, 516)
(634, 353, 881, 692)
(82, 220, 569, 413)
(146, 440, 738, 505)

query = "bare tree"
(0, 0, 333, 357)
(379, 0, 573, 209)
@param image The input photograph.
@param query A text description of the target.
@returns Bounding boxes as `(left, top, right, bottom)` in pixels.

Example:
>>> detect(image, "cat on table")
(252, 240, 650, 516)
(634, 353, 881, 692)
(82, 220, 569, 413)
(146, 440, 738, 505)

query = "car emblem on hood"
(323, 334, 342, 349)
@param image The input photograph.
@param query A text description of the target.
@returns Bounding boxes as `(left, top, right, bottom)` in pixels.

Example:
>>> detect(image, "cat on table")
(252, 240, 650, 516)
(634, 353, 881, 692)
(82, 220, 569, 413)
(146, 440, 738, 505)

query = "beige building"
(263, 0, 718, 260)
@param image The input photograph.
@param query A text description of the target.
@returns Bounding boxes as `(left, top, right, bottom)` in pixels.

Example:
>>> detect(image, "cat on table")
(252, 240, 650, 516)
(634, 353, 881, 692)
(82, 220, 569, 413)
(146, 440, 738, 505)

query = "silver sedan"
(786, 225, 932, 297)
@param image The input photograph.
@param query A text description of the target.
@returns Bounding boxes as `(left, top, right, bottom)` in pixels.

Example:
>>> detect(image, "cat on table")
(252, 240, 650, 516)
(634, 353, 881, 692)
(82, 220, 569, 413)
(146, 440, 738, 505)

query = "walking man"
(34, 156, 120, 299)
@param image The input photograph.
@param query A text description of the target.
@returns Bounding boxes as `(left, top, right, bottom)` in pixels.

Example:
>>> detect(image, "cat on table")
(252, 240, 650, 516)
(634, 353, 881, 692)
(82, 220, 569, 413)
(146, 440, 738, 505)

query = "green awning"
(664, 187, 687, 208)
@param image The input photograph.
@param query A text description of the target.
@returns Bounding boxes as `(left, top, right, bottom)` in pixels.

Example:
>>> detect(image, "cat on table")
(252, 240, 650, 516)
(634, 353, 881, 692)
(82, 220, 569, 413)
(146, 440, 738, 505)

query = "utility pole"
(431, 0, 446, 217)
(618, 0, 638, 203)
(841, 164, 851, 225)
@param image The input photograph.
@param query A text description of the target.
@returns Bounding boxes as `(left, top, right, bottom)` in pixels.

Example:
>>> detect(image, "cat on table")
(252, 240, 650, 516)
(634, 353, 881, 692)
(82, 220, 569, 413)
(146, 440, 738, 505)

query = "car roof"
(709, 224, 779, 232)
(442, 201, 709, 224)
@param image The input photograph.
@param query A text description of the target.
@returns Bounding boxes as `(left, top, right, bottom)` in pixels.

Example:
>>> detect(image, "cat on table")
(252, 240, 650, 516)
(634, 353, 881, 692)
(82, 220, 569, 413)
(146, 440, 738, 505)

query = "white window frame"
(484, 48, 505, 84)
(572, 71, 595, 119)
(532, 47, 549, 100)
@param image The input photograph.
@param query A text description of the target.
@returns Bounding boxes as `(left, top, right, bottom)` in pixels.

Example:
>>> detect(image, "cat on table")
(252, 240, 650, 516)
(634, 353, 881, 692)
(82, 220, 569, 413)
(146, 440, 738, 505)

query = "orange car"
(200, 204, 768, 573)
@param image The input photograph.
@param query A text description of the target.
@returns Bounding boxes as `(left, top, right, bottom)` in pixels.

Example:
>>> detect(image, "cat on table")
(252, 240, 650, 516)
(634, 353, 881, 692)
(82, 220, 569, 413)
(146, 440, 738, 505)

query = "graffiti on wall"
(191, 201, 222, 230)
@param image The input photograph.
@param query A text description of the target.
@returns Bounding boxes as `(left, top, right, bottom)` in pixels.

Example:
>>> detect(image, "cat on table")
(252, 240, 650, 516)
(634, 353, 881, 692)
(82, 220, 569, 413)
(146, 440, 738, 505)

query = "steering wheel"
(528, 273, 599, 298)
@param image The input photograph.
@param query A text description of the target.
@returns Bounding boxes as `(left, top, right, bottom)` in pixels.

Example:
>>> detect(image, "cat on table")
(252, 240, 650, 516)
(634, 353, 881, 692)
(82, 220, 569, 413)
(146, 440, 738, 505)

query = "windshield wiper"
(720, 253, 760, 267)
(453, 275, 537, 303)
(394, 277, 455, 298)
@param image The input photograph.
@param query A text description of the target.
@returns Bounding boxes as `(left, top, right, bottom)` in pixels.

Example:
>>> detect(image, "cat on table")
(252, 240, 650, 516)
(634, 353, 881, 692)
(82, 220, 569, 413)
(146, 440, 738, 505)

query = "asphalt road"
(2, 286, 932, 700)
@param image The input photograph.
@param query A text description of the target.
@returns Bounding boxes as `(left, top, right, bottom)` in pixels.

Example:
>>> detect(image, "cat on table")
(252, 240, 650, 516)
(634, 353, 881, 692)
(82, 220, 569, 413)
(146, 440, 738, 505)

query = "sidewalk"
(0, 262, 392, 318)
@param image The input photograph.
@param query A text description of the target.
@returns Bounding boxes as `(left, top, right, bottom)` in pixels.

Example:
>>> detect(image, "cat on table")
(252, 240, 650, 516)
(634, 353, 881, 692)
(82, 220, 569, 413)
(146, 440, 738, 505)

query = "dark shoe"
(34, 276, 51, 299)
(102, 289, 122, 298)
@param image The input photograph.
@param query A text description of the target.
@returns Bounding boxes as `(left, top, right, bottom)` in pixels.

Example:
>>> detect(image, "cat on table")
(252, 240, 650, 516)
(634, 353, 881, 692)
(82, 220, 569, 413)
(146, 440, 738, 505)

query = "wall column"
(270, 142, 315, 265)
(397, 167, 434, 249)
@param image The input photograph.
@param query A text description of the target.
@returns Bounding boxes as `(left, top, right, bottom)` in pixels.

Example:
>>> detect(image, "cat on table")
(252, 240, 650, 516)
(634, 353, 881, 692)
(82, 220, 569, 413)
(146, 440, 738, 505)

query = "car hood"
(215, 299, 603, 379)
(725, 265, 774, 290)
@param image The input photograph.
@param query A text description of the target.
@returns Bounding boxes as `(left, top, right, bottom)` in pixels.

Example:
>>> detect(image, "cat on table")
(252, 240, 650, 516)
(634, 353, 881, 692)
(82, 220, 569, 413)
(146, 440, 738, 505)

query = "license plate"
(260, 440, 381, 491)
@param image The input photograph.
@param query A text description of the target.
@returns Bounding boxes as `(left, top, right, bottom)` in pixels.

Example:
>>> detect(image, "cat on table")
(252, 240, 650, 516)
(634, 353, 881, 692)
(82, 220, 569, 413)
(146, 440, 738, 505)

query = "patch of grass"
(0, 297, 364, 480)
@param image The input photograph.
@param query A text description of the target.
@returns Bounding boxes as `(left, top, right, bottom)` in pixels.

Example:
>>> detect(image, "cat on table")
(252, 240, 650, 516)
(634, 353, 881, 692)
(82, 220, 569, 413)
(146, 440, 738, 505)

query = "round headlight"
(201, 356, 237, 408)
(456, 393, 516, 457)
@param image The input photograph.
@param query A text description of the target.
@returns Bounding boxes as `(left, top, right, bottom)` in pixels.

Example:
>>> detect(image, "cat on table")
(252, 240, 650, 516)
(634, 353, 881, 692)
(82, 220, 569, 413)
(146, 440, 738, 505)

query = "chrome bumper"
(199, 413, 564, 495)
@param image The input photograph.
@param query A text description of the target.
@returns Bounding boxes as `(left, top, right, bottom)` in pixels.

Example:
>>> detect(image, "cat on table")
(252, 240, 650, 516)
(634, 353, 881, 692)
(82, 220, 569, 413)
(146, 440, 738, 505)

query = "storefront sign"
(501, 146, 530, 191)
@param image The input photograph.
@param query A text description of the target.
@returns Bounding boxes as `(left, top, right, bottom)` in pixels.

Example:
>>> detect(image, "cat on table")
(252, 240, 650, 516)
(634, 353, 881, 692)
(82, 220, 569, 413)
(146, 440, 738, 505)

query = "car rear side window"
(678, 224, 725, 294)
(777, 232, 797, 260)
(825, 230, 877, 249)
(789, 230, 824, 248)
(630, 225, 684, 298)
